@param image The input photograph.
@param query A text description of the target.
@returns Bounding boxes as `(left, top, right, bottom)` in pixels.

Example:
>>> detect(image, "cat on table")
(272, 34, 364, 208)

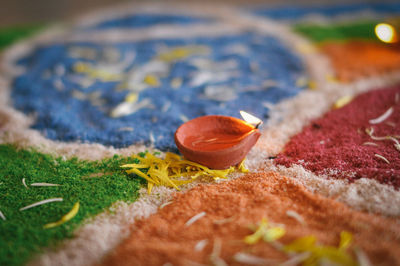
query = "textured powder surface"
(0, 144, 142, 266)
(100, 172, 400, 266)
(321, 41, 400, 82)
(11, 32, 304, 150)
(28, 186, 175, 266)
(85, 14, 211, 30)
(294, 20, 379, 43)
(276, 86, 400, 189)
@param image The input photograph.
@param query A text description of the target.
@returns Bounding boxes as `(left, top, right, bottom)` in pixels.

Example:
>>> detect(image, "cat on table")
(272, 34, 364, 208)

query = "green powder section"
(0, 145, 142, 266)
(293, 20, 380, 43)
(0, 25, 44, 50)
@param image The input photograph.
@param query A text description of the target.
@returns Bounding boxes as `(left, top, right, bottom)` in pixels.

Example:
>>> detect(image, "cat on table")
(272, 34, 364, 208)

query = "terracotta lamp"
(175, 111, 262, 169)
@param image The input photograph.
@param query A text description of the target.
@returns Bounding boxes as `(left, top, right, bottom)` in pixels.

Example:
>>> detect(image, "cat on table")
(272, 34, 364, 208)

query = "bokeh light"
(375, 23, 398, 43)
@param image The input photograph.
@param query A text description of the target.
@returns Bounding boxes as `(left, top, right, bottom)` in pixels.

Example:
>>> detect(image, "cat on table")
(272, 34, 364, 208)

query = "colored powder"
(320, 40, 400, 82)
(0, 144, 142, 266)
(293, 20, 379, 43)
(99, 172, 400, 266)
(0, 25, 44, 50)
(276, 86, 400, 188)
(86, 14, 211, 30)
(11, 32, 305, 150)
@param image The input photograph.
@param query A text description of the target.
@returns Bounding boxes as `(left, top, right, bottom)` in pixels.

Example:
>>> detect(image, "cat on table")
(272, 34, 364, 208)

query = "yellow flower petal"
(44, 202, 80, 229)
(284, 235, 317, 252)
(283, 232, 357, 266)
(339, 231, 353, 250)
(144, 75, 160, 87)
(333, 95, 353, 109)
(263, 227, 286, 242)
(125, 92, 138, 103)
(244, 218, 268, 244)
(122, 152, 248, 193)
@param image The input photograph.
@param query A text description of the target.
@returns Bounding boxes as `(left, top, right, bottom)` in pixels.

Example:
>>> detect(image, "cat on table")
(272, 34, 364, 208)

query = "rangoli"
(0, 2, 400, 266)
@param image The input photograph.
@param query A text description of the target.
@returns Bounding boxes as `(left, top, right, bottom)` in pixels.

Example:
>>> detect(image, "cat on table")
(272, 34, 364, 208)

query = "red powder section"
(276, 86, 400, 188)
(321, 41, 400, 82)
(99, 172, 400, 266)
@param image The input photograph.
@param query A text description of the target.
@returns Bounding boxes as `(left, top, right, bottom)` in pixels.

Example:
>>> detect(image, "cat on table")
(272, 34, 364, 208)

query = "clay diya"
(175, 111, 262, 169)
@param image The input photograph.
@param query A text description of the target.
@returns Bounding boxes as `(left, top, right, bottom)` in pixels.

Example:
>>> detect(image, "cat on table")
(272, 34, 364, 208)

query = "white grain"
(369, 107, 393, 124)
(20, 198, 63, 211)
(286, 210, 306, 225)
(374, 154, 390, 164)
(185, 212, 206, 227)
(31, 183, 61, 187)
(194, 239, 208, 252)
(362, 142, 379, 146)
(0, 210, 6, 221)
(233, 253, 271, 265)
(22, 178, 28, 188)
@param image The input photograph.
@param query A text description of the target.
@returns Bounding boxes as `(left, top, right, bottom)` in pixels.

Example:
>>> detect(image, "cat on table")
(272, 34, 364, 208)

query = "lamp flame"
(240, 111, 262, 128)
(375, 23, 398, 43)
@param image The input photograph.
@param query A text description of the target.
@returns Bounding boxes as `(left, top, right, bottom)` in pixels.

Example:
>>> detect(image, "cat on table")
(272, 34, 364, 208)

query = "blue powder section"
(87, 14, 211, 30)
(253, 2, 400, 20)
(12, 32, 305, 151)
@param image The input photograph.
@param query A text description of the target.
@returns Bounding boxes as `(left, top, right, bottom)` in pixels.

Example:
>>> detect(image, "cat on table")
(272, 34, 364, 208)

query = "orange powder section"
(99, 172, 400, 266)
(321, 41, 400, 82)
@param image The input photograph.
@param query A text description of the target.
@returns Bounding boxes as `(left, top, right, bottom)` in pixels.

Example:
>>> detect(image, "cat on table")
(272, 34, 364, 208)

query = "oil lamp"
(175, 111, 262, 169)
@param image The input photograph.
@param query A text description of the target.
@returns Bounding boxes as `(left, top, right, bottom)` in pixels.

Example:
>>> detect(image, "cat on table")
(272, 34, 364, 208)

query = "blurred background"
(0, 0, 392, 26)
